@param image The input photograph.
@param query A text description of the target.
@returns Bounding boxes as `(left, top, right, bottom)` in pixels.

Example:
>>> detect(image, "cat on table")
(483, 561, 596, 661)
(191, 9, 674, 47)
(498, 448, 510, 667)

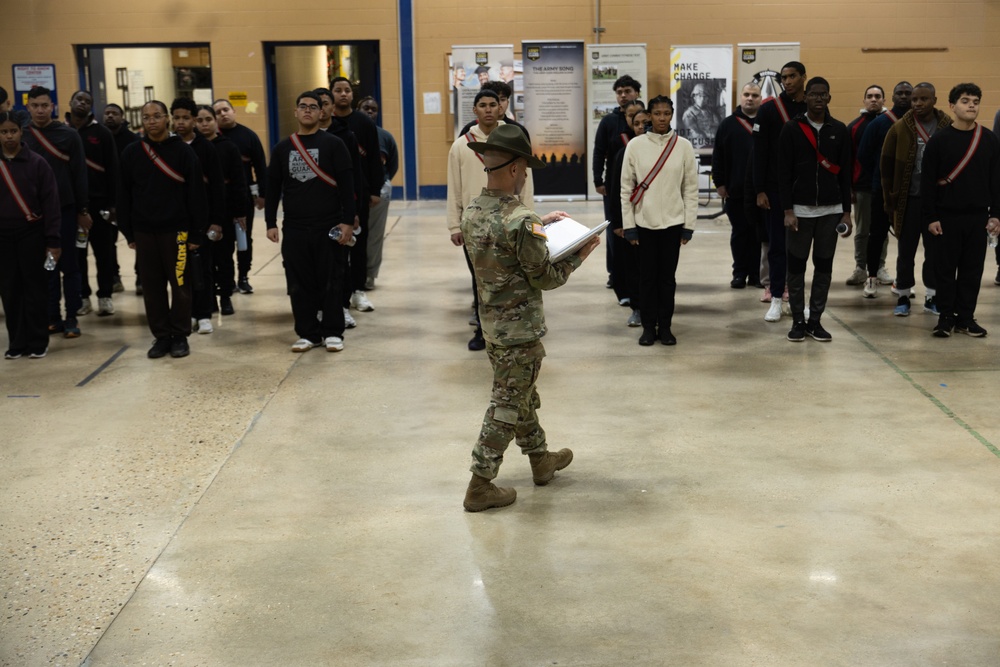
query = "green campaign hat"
(466, 124, 546, 169)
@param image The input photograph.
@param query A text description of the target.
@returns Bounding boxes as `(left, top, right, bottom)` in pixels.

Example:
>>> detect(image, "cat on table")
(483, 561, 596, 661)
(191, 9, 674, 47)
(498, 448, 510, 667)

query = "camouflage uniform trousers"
(470, 339, 549, 479)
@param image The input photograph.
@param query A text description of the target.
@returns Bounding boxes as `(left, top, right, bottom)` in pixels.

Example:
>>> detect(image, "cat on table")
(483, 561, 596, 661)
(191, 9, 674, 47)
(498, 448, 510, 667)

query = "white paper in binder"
(544, 217, 610, 263)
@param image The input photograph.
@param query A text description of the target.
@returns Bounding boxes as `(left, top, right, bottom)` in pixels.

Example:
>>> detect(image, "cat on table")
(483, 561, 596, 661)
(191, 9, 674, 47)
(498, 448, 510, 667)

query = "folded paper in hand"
(544, 217, 610, 263)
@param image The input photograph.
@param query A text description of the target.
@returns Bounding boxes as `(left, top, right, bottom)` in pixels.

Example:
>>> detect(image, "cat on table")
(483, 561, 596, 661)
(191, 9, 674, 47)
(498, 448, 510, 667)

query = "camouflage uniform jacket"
(461, 188, 583, 346)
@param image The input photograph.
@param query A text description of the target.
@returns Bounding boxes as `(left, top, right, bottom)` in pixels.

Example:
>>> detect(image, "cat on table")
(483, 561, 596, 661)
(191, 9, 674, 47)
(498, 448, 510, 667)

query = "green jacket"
(461, 189, 582, 346)
(880, 108, 951, 233)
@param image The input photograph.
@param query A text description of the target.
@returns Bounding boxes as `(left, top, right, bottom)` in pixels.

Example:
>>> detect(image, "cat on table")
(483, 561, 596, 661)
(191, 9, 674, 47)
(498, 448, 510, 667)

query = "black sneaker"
(659, 328, 677, 345)
(467, 334, 485, 351)
(730, 276, 747, 289)
(5, 349, 24, 359)
(806, 320, 832, 342)
(787, 320, 806, 342)
(219, 296, 235, 315)
(955, 320, 987, 337)
(932, 317, 955, 338)
(148, 337, 172, 358)
(237, 277, 253, 294)
(170, 336, 191, 358)
(638, 328, 657, 346)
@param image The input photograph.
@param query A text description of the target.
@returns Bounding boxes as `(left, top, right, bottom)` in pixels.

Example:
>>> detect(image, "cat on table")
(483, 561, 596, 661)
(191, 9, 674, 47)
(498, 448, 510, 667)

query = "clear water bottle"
(988, 231, 998, 248)
(75, 226, 89, 249)
(328, 226, 357, 246)
(44, 251, 56, 271)
(234, 223, 248, 251)
(207, 228, 221, 241)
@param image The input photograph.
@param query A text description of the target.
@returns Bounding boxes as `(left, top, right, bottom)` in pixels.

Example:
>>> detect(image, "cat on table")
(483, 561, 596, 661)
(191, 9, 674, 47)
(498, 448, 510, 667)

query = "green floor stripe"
(829, 312, 1000, 458)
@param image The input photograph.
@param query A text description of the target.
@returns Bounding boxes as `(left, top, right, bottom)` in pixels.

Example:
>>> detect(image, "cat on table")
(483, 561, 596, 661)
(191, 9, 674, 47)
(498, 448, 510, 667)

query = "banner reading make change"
(450, 44, 515, 138)
(521, 40, 586, 198)
(670, 45, 733, 152)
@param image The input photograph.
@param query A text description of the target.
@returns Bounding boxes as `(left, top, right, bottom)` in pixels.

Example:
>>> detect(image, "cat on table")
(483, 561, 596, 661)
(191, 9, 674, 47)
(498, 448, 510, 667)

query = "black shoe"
(148, 337, 172, 358)
(4, 349, 24, 359)
(932, 317, 955, 338)
(955, 320, 987, 337)
(219, 296, 235, 315)
(237, 277, 253, 294)
(468, 334, 486, 351)
(605, 277, 614, 289)
(787, 320, 806, 342)
(47, 322, 64, 335)
(805, 320, 831, 342)
(638, 328, 656, 346)
(747, 278, 765, 289)
(730, 276, 747, 289)
(659, 329, 677, 345)
(170, 336, 191, 358)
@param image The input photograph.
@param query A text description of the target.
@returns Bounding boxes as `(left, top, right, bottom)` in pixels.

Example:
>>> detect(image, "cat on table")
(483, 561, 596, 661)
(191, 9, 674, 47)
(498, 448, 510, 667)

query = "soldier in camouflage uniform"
(460, 124, 601, 512)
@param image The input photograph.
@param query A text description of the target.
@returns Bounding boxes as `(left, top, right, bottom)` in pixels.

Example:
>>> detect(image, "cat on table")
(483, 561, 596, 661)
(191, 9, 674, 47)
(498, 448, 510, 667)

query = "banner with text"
(450, 44, 515, 139)
(670, 45, 732, 152)
(586, 43, 647, 199)
(521, 40, 586, 198)
(736, 42, 800, 103)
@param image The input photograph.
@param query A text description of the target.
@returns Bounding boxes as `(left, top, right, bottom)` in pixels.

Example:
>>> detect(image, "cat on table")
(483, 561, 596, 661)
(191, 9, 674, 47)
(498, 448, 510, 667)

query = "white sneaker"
(97, 297, 115, 316)
(351, 290, 374, 311)
(626, 310, 641, 327)
(890, 282, 915, 298)
(764, 299, 783, 322)
(863, 277, 878, 298)
(291, 338, 315, 352)
(197, 318, 213, 334)
(876, 267, 893, 285)
(845, 266, 866, 285)
(77, 297, 93, 316)
(343, 308, 357, 329)
(324, 336, 344, 352)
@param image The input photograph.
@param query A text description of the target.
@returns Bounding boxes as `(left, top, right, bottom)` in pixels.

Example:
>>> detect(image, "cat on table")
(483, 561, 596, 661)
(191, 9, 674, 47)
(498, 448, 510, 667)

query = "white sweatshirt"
(446, 121, 534, 233)
(620, 129, 698, 233)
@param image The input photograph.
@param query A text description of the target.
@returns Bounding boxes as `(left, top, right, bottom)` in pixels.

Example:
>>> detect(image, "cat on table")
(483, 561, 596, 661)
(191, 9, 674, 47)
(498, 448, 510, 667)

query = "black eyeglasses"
(297, 104, 320, 111)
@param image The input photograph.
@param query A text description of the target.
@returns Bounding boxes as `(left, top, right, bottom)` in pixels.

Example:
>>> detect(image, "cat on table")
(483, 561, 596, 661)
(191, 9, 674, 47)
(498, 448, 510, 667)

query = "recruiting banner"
(450, 44, 514, 138)
(521, 40, 586, 198)
(670, 45, 732, 152)
(736, 42, 800, 102)
(586, 44, 647, 199)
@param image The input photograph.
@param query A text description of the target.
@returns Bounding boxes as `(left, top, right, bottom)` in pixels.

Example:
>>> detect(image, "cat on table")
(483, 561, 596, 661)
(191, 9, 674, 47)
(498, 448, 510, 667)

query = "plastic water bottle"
(234, 223, 248, 251)
(328, 226, 357, 246)
(836, 222, 849, 235)
(75, 227, 89, 249)
(44, 251, 56, 271)
(988, 231, 998, 248)
(207, 228, 221, 241)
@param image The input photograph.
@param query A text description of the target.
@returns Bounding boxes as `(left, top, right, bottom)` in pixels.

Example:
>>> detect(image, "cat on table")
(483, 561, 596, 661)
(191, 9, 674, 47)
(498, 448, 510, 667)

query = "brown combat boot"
(529, 448, 574, 486)
(463, 474, 517, 512)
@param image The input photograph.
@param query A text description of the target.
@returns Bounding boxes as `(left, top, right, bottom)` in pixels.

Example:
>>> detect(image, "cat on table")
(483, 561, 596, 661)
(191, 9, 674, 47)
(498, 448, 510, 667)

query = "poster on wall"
(12, 64, 57, 112)
(670, 45, 732, 153)
(450, 44, 514, 139)
(521, 40, 586, 198)
(585, 44, 647, 200)
(736, 42, 800, 102)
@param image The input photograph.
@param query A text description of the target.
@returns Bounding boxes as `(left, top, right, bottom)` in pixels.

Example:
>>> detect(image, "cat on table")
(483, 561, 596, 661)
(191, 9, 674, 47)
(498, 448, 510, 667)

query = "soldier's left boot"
(528, 448, 573, 486)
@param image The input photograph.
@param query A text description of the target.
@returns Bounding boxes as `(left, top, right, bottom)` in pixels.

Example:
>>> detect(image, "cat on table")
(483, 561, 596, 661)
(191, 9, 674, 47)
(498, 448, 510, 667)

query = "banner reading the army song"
(736, 42, 800, 103)
(670, 45, 733, 152)
(450, 44, 515, 139)
(586, 43, 647, 200)
(521, 40, 586, 198)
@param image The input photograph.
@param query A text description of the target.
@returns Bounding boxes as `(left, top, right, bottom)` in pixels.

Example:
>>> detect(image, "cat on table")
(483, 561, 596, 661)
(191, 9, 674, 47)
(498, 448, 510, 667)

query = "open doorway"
(77, 44, 212, 130)
(263, 41, 381, 146)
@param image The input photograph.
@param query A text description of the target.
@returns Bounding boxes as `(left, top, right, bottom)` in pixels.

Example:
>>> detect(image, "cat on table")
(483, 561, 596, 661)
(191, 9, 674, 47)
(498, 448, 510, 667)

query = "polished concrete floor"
(2, 200, 1000, 667)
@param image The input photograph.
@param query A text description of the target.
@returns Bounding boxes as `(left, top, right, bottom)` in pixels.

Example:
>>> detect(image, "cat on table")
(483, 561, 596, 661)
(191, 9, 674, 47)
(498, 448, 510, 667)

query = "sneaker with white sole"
(955, 320, 987, 337)
(351, 290, 374, 311)
(923, 296, 939, 315)
(324, 336, 344, 351)
(343, 308, 357, 329)
(197, 318, 214, 334)
(893, 296, 911, 317)
(845, 266, 867, 285)
(863, 277, 878, 298)
(877, 267, 893, 285)
(291, 338, 316, 352)
(97, 297, 115, 316)
(28, 347, 48, 359)
(77, 297, 93, 316)
(626, 310, 641, 327)
(764, 299, 783, 322)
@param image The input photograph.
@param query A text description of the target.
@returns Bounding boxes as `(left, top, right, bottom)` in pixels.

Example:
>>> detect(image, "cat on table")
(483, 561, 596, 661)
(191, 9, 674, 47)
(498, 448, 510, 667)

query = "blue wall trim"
(398, 0, 418, 200)
(419, 185, 447, 200)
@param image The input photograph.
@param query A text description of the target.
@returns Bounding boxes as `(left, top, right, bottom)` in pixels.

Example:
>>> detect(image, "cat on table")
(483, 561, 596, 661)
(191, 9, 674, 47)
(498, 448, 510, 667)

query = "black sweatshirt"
(111, 126, 140, 157)
(265, 131, 356, 230)
(117, 135, 209, 243)
(220, 123, 267, 200)
(23, 120, 89, 211)
(778, 112, 852, 213)
(338, 110, 383, 199)
(187, 133, 226, 228)
(752, 92, 807, 195)
(921, 124, 1000, 222)
(210, 134, 248, 220)
(67, 115, 119, 207)
(326, 118, 364, 203)
(592, 107, 630, 187)
(711, 108, 755, 199)
(0, 145, 62, 246)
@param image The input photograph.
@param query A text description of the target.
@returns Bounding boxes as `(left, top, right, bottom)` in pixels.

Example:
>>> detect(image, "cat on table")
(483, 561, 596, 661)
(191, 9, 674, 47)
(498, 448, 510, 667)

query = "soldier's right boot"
(528, 448, 574, 486)
(463, 474, 516, 512)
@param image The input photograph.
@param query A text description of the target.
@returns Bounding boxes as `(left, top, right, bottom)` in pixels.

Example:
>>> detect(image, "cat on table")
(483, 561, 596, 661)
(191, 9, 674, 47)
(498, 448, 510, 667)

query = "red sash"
(629, 133, 679, 205)
(620, 133, 629, 147)
(0, 159, 42, 221)
(142, 142, 186, 183)
(884, 110, 898, 123)
(28, 127, 70, 162)
(290, 133, 338, 188)
(85, 158, 105, 173)
(736, 117, 754, 135)
(798, 122, 840, 175)
(465, 133, 485, 165)
(937, 124, 983, 186)
(914, 119, 933, 144)
(774, 96, 790, 123)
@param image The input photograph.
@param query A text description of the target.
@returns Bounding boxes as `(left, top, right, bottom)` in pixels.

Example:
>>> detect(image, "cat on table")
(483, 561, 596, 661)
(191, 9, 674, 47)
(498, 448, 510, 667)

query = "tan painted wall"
(2, 0, 999, 193)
